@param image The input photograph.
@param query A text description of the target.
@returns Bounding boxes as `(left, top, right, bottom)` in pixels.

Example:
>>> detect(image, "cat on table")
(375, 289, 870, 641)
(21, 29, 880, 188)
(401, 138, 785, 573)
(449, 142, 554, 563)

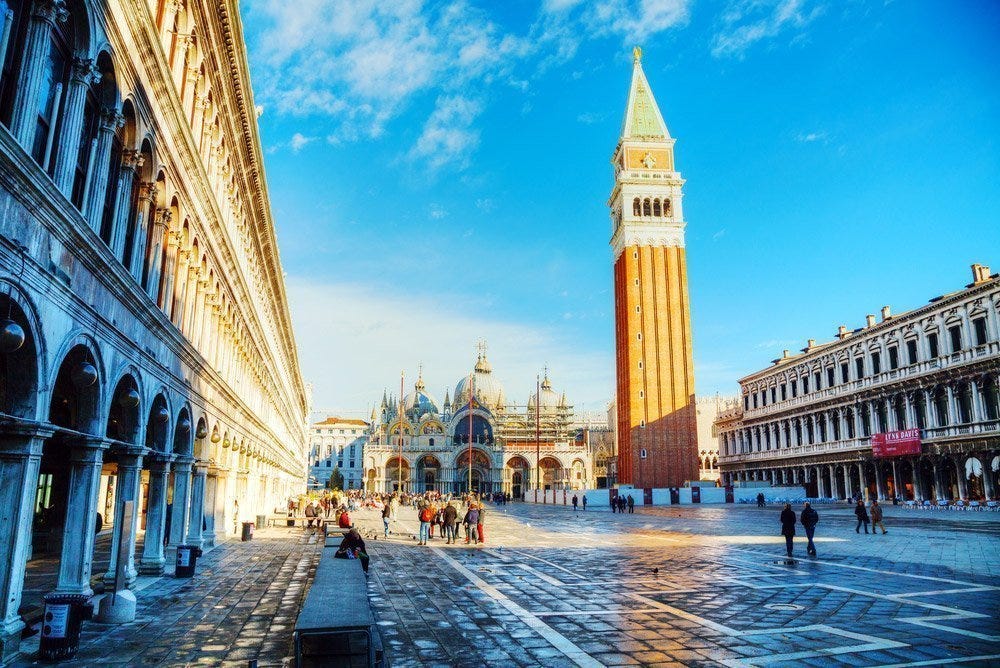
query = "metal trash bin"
(241, 521, 255, 542)
(38, 593, 92, 661)
(175, 544, 203, 577)
(256, 514, 268, 530)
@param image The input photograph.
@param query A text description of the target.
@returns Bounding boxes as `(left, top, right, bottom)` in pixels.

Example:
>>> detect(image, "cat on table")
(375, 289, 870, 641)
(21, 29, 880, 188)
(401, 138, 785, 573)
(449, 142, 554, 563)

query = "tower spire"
(620, 46, 669, 141)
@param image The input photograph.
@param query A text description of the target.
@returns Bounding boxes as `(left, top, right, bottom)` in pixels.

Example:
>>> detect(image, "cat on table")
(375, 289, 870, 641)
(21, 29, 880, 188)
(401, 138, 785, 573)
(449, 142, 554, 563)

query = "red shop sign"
(871, 429, 922, 458)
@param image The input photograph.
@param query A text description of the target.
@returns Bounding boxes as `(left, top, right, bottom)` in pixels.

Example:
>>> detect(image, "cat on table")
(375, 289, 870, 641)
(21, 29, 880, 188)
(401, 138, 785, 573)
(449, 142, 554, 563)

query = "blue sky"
(240, 0, 1000, 417)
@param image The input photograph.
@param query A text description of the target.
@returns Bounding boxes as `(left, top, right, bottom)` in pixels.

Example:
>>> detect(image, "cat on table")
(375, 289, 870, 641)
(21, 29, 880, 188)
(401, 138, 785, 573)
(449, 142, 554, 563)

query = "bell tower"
(609, 47, 698, 489)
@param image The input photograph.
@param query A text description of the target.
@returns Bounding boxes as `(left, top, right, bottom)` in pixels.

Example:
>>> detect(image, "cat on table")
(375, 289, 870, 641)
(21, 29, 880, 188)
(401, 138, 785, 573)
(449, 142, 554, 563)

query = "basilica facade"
(0, 1, 307, 661)
(365, 352, 597, 496)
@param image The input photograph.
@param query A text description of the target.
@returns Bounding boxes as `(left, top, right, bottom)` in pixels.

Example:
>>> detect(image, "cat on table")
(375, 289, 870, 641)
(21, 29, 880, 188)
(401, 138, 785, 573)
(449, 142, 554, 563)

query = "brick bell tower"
(609, 47, 698, 489)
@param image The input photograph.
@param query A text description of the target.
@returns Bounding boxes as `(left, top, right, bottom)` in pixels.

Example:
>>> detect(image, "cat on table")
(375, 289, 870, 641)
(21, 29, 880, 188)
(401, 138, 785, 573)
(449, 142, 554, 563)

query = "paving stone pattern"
(11, 503, 1000, 667)
(364, 503, 1000, 667)
(16, 529, 322, 667)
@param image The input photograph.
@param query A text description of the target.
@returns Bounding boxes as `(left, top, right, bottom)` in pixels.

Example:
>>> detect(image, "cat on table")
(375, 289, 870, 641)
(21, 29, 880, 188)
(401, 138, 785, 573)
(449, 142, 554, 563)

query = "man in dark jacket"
(464, 506, 480, 544)
(780, 503, 796, 557)
(801, 502, 819, 556)
(381, 502, 391, 537)
(443, 502, 458, 544)
(854, 499, 870, 534)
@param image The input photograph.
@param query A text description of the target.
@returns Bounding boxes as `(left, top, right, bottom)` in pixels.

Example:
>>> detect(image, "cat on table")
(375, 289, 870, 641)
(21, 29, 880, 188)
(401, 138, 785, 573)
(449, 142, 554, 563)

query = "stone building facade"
(0, 0, 307, 661)
(609, 47, 698, 489)
(309, 417, 368, 490)
(365, 352, 597, 496)
(715, 265, 1000, 503)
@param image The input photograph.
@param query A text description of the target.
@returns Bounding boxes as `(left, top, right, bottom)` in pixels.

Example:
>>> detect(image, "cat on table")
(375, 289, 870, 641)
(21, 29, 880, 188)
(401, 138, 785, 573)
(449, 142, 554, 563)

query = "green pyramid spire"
(621, 46, 670, 140)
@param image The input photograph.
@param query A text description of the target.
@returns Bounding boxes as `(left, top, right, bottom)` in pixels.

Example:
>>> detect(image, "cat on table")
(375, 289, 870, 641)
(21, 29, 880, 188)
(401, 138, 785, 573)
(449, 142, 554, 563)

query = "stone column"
(203, 468, 218, 546)
(103, 446, 145, 588)
(109, 150, 142, 261)
(171, 249, 190, 327)
(83, 108, 124, 232)
(814, 467, 824, 497)
(128, 183, 155, 280)
(138, 456, 171, 575)
(159, 228, 180, 316)
(186, 461, 208, 548)
(858, 462, 868, 501)
(168, 457, 193, 549)
(56, 438, 107, 594)
(874, 462, 886, 501)
(9, 0, 68, 146)
(912, 459, 924, 502)
(983, 456, 996, 501)
(954, 456, 967, 500)
(212, 466, 230, 541)
(844, 466, 854, 500)
(52, 56, 98, 195)
(891, 459, 901, 501)
(0, 425, 52, 663)
(932, 458, 945, 500)
(145, 208, 170, 301)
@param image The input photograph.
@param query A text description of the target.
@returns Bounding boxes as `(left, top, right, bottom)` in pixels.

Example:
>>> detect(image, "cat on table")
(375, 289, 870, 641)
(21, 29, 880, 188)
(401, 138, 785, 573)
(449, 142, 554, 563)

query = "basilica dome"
(528, 373, 563, 415)
(454, 354, 506, 413)
(402, 375, 439, 418)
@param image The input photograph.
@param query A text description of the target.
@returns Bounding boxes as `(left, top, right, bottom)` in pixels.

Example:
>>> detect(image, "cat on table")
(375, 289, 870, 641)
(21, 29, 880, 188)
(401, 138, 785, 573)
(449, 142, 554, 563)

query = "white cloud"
(289, 132, 315, 152)
(712, 0, 824, 59)
(576, 111, 608, 124)
(429, 203, 448, 219)
(795, 130, 828, 143)
(409, 96, 482, 170)
(248, 0, 692, 169)
(286, 276, 613, 412)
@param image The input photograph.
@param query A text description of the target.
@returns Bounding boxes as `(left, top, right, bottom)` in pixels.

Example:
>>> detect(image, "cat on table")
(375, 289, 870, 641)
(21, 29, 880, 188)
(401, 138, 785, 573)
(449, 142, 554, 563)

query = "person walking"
(443, 501, 458, 544)
(582, 495, 587, 511)
(627, 496, 635, 514)
(780, 503, 796, 558)
(870, 499, 887, 535)
(610, 496, 616, 513)
(572, 494, 579, 511)
(418, 502, 433, 545)
(464, 505, 480, 544)
(801, 502, 819, 556)
(382, 502, 391, 537)
(854, 499, 870, 534)
(476, 504, 486, 544)
(757, 492, 765, 508)
(304, 500, 318, 529)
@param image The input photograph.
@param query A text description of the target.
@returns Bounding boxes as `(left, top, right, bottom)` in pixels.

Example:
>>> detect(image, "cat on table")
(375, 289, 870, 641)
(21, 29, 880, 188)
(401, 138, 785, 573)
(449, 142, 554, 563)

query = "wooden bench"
(293, 547, 383, 667)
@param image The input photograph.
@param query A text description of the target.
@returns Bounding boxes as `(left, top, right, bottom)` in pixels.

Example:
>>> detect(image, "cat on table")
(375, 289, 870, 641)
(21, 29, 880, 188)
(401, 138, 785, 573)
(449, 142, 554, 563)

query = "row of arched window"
(632, 196, 671, 218)
(722, 377, 1000, 456)
(0, 0, 275, 421)
(744, 309, 996, 412)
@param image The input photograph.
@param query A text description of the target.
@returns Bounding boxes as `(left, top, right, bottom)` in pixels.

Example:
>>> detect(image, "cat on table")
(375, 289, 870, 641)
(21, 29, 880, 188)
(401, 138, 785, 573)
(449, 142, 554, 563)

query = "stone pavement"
(9, 503, 999, 667)
(14, 528, 323, 667)
(359, 502, 1000, 667)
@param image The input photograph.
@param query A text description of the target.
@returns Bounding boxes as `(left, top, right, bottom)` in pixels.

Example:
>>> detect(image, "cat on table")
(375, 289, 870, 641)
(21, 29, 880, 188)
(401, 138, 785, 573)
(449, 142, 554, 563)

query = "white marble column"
(0, 425, 52, 663)
(954, 456, 968, 500)
(983, 456, 996, 501)
(52, 56, 98, 196)
(9, 0, 67, 147)
(932, 459, 945, 500)
(891, 459, 901, 500)
(138, 456, 171, 575)
(212, 466, 230, 541)
(145, 208, 170, 301)
(168, 457, 193, 548)
(103, 446, 144, 588)
(912, 459, 924, 502)
(159, 229, 180, 316)
(129, 183, 156, 281)
(186, 461, 208, 548)
(56, 437, 107, 594)
(83, 108, 123, 232)
(857, 462, 868, 501)
(203, 468, 219, 546)
(109, 150, 141, 261)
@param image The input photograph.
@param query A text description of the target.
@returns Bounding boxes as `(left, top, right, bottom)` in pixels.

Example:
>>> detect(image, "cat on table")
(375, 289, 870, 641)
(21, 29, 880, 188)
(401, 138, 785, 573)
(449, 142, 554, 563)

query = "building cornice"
(610, 222, 686, 258)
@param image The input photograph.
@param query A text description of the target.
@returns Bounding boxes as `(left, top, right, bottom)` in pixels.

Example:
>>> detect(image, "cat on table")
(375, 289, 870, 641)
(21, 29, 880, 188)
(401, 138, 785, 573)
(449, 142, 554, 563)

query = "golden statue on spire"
(633, 45, 642, 63)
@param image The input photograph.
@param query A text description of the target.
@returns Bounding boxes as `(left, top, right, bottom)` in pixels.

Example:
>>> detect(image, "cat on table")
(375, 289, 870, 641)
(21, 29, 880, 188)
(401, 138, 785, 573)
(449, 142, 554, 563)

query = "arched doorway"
(965, 457, 985, 500)
(385, 457, 411, 493)
(506, 456, 530, 499)
(417, 455, 441, 492)
(538, 456, 562, 491)
(39, 340, 105, 596)
(455, 448, 491, 494)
